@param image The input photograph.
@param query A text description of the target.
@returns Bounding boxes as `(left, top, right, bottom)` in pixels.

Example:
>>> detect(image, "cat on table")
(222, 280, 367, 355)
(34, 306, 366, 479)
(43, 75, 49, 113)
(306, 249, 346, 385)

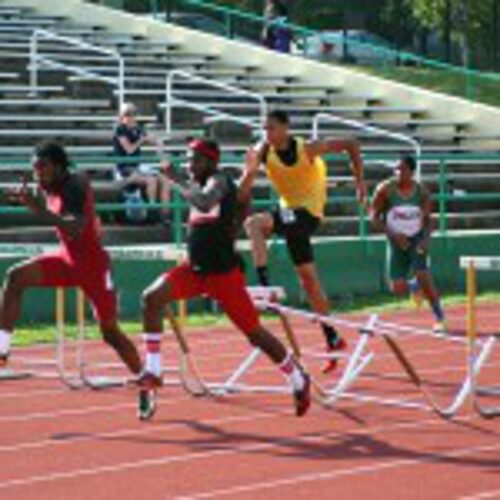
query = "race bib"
(280, 207, 296, 225)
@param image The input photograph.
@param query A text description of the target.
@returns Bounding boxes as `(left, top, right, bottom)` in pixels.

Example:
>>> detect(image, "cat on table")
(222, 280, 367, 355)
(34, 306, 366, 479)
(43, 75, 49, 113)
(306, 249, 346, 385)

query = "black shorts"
(272, 207, 320, 265)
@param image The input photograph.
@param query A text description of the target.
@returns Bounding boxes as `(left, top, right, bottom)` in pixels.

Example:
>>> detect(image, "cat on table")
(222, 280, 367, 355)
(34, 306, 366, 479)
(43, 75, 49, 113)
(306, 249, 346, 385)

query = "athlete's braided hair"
(35, 141, 70, 171)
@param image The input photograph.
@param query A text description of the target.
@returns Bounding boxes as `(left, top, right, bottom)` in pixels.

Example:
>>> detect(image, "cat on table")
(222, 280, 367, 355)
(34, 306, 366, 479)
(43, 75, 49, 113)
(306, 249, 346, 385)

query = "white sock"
(144, 333, 162, 377)
(0, 330, 11, 355)
(279, 353, 305, 391)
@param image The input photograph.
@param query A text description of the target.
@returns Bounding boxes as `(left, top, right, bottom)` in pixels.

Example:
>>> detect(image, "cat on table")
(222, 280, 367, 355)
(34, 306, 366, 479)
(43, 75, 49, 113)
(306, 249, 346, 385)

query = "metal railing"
(312, 113, 422, 180)
(178, 0, 500, 104)
(1, 152, 500, 244)
(312, 113, 423, 240)
(165, 69, 268, 138)
(29, 28, 125, 109)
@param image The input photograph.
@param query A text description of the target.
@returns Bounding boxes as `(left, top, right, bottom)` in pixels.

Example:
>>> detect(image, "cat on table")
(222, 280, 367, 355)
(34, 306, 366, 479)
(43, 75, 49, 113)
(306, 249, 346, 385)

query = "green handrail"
(0, 192, 497, 214)
(180, 0, 500, 100)
(2, 152, 500, 167)
(1, 149, 500, 239)
(438, 159, 447, 235)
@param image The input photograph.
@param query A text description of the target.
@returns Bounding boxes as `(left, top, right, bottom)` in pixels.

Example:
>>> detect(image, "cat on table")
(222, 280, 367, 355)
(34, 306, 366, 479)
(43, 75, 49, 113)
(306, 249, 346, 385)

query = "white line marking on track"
(0, 402, 134, 423)
(175, 440, 500, 500)
(0, 387, 69, 400)
(0, 347, 486, 425)
(0, 409, 280, 454)
(460, 489, 500, 500)
(0, 414, 490, 491)
(1, 338, 498, 427)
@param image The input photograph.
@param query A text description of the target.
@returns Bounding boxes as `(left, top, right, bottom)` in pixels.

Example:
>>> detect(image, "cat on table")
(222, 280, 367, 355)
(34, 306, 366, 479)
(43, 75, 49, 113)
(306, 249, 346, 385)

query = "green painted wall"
(1, 232, 499, 323)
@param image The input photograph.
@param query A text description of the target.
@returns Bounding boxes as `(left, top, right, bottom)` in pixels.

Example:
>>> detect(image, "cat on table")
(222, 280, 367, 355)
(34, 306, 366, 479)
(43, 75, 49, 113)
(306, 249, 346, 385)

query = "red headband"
(189, 139, 220, 163)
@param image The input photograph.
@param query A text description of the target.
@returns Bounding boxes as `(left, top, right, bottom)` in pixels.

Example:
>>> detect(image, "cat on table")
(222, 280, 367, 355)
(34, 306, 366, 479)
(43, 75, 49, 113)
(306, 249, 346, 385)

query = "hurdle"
(0, 244, 187, 390)
(257, 289, 495, 418)
(162, 285, 377, 405)
(0, 283, 84, 388)
(163, 282, 481, 418)
(0, 245, 83, 386)
(460, 256, 500, 418)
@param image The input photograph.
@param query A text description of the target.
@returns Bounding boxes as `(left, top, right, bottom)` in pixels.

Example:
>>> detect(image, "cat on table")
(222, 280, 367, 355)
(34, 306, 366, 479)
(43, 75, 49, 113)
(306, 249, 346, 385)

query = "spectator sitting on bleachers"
(113, 102, 170, 224)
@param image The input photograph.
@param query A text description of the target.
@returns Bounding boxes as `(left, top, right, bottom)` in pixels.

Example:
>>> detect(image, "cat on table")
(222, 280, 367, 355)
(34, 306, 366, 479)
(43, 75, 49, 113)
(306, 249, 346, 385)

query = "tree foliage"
(121, 0, 500, 69)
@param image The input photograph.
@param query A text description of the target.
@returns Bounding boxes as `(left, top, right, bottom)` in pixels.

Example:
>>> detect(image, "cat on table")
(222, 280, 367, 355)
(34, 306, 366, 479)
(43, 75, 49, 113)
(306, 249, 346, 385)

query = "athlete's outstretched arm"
(161, 164, 228, 213)
(7, 175, 86, 239)
(305, 138, 366, 204)
(238, 147, 262, 204)
(370, 182, 389, 233)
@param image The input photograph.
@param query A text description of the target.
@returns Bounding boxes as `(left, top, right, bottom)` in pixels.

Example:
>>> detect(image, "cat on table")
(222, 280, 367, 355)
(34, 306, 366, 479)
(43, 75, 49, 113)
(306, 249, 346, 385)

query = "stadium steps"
(0, 2, 498, 240)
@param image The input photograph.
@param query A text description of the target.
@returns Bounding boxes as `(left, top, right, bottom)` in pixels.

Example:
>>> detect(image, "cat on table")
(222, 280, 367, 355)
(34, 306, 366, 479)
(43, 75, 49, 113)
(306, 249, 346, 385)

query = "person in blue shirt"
(113, 103, 171, 223)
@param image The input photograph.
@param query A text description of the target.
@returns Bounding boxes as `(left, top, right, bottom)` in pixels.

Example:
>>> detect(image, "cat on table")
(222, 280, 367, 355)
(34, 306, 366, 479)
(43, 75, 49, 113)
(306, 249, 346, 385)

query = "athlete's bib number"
(280, 207, 297, 225)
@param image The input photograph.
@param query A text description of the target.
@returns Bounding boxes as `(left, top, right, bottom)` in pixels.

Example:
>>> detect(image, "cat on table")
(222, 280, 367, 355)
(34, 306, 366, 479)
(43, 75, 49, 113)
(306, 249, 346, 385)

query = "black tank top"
(187, 173, 241, 274)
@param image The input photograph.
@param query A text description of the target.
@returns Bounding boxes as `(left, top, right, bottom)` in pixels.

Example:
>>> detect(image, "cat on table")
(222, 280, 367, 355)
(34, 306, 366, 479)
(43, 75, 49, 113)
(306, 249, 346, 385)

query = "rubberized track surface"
(1, 303, 499, 500)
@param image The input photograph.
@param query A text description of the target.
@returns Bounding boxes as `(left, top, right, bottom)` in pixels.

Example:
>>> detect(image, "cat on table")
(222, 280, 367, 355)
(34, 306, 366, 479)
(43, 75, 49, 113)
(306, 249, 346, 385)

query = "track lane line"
(0, 412, 491, 491)
(174, 440, 500, 500)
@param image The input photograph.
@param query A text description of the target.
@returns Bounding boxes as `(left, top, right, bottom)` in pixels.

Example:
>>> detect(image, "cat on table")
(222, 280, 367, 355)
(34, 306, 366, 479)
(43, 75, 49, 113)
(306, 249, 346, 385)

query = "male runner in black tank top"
(137, 138, 311, 420)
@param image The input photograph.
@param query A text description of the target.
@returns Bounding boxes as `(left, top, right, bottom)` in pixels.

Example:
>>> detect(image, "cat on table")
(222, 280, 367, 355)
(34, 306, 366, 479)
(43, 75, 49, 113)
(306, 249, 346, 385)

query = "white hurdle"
(460, 256, 500, 418)
(246, 296, 489, 418)
(179, 286, 377, 402)
(0, 244, 186, 390)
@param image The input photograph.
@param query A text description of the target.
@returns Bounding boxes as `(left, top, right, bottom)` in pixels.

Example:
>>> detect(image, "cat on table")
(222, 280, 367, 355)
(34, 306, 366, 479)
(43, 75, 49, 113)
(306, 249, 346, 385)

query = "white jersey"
(386, 205, 423, 237)
(385, 181, 424, 238)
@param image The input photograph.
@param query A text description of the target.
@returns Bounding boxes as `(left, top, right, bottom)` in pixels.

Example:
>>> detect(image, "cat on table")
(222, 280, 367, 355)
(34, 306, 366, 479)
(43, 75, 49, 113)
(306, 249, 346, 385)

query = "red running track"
(0, 303, 499, 500)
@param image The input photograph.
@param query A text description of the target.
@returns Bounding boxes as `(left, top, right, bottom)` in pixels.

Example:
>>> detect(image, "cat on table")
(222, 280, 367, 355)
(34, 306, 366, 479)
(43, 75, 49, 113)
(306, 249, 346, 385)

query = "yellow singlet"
(265, 138, 327, 218)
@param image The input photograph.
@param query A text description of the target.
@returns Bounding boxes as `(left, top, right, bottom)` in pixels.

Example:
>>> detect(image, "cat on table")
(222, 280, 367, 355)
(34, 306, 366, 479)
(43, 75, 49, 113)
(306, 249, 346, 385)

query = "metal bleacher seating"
(0, 2, 499, 244)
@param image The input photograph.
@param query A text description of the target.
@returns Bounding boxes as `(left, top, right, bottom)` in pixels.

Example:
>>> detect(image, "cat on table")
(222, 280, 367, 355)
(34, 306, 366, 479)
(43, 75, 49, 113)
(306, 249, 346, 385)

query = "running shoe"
(433, 321, 448, 334)
(0, 352, 9, 368)
(137, 371, 162, 421)
(322, 338, 347, 374)
(293, 371, 312, 417)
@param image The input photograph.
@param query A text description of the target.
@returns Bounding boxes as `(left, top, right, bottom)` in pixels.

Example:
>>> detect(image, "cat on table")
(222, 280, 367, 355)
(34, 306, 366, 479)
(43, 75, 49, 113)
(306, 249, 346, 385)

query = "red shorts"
(34, 252, 117, 324)
(166, 263, 260, 335)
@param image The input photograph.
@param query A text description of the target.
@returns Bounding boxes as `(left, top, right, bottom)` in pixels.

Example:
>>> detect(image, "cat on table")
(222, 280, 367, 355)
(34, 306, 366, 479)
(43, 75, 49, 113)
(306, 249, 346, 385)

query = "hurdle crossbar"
(460, 256, 500, 418)
(0, 245, 187, 388)
(254, 299, 485, 418)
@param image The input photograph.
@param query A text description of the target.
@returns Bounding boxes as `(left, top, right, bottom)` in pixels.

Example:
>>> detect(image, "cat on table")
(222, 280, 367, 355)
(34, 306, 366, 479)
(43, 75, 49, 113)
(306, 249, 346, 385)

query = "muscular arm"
(238, 145, 266, 204)
(370, 182, 390, 235)
(167, 169, 229, 213)
(305, 138, 365, 188)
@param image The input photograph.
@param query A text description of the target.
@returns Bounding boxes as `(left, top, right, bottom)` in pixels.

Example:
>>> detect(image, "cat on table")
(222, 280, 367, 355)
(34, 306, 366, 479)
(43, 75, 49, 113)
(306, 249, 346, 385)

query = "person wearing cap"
(137, 137, 311, 421)
(370, 155, 446, 332)
(0, 141, 143, 378)
(113, 102, 171, 223)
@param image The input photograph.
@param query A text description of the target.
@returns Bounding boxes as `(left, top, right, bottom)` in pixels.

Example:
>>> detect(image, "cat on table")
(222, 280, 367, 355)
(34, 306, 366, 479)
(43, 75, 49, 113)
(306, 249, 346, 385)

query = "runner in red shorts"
(138, 138, 311, 420)
(0, 141, 142, 376)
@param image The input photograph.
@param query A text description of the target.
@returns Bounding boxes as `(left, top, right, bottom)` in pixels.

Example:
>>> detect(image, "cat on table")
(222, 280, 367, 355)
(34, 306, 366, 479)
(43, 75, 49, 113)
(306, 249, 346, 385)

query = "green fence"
(2, 151, 500, 245)
(1, 147, 500, 320)
(164, 0, 500, 106)
(1, 230, 500, 322)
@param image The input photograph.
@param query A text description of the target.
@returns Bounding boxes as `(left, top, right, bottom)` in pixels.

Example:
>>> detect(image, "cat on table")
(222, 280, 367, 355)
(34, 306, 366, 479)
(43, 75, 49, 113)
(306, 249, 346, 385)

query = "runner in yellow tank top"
(240, 110, 367, 374)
